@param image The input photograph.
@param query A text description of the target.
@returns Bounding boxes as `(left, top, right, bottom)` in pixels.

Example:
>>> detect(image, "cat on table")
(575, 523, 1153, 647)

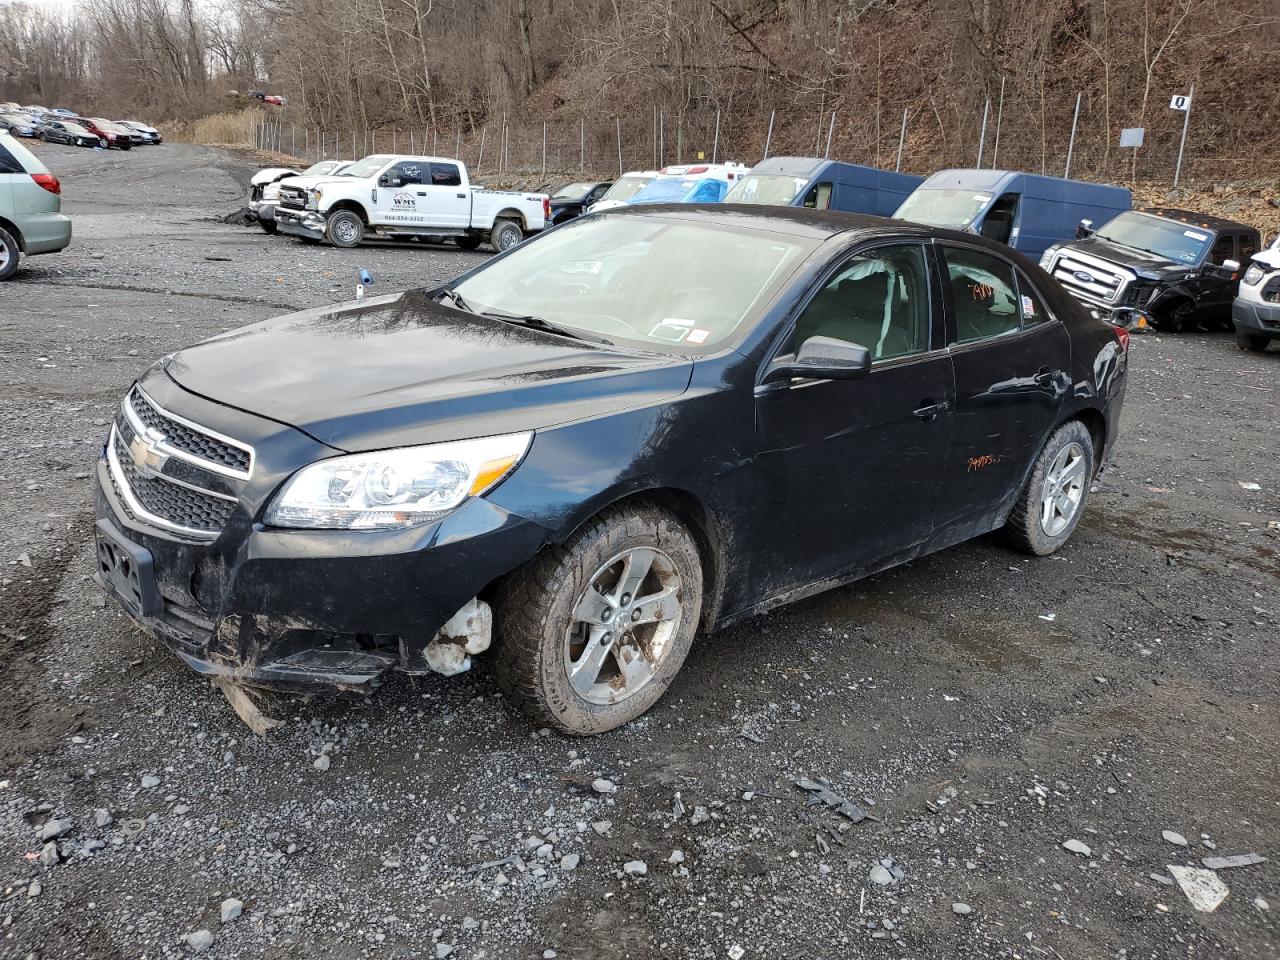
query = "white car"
(588, 170, 659, 213)
(249, 160, 350, 234)
(1232, 233, 1280, 352)
(274, 154, 550, 251)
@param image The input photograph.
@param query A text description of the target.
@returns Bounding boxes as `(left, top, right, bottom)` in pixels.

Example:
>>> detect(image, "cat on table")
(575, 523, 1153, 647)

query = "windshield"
(1095, 212, 1212, 265)
(894, 188, 993, 228)
(62, 123, 92, 135)
(599, 175, 654, 203)
(303, 160, 343, 176)
(554, 181, 595, 200)
(451, 215, 816, 352)
(725, 173, 810, 206)
(629, 178, 700, 205)
(339, 155, 393, 178)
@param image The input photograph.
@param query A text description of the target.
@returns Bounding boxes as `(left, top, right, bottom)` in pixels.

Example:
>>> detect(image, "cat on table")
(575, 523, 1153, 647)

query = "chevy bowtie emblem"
(129, 428, 169, 478)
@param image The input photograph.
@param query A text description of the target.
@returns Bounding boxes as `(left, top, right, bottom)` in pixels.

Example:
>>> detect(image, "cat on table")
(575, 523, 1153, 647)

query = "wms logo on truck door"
(392, 192, 417, 209)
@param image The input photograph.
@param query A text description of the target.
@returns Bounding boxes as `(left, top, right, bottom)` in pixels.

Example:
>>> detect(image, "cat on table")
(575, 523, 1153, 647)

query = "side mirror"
(1204, 259, 1241, 280)
(769, 336, 872, 382)
(1222, 258, 1241, 272)
(1074, 219, 1094, 240)
(379, 174, 401, 188)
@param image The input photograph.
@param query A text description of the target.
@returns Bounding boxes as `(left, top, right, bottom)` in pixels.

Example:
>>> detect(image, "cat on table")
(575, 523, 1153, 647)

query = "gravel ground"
(1, 143, 1277, 960)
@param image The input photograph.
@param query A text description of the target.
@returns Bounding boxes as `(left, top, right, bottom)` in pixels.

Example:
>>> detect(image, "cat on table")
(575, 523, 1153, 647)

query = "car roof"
(1136, 207, 1257, 234)
(593, 203, 1038, 255)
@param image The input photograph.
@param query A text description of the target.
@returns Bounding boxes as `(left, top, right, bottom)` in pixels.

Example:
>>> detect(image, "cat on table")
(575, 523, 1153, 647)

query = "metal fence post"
(976, 97, 991, 168)
(991, 77, 1006, 168)
(823, 111, 836, 159)
(616, 117, 623, 175)
(895, 107, 908, 171)
(580, 118, 585, 172)
(763, 109, 775, 160)
(1174, 83, 1194, 188)
(478, 126, 487, 171)
(659, 110, 665, 168)
(1064, 92, 1082, 179)
(712, 108, 721, 164)
(542, 121, 547, 177)
(454, 129, 460, 159)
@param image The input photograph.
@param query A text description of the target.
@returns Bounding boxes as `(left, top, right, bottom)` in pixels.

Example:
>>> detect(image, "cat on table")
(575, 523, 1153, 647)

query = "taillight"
(543, 197, 551, 220)
(31, 173, 60, 195)
(1115, 326, 1130, 352)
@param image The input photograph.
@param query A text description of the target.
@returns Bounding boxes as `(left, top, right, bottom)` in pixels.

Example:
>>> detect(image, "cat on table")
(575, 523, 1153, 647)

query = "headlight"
(1038, 246, 1060, 270)
(265, 432, 532, 530)
(1243, 264, 1265, 286)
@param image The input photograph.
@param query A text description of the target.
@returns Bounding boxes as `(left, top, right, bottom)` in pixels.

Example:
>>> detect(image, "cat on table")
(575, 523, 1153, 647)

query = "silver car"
(0, 131, 72, 280)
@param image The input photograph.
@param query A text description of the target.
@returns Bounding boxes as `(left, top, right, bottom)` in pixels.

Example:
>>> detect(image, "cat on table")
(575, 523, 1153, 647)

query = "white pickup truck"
(274, 154, 550, 252)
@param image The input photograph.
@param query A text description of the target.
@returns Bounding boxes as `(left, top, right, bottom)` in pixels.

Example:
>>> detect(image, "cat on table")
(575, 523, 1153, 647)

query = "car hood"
(164, 290, 694, 452)
(1250, 247, 1280, 270)
(250, 167, 300, 185)
(1067, 236, 1197, 280)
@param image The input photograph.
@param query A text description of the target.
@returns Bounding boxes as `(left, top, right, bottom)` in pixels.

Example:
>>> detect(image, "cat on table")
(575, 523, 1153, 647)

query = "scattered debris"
(952, 902, 972, 915)
(93, 809, 112, 828)
(1162, 829, 1188, 847)
(186, 929, 214, 953)
(220, 898, 243, 923)
(591, 778, 617, 795)
(1168, 865, 1230, 913)
(1201, 853, 1266, 871)
(140, 774, 161, 789)
(791, 777, 879, 824)
(215, 678, 284, 737)
(623, 860, 647, 877)
(1149, 872, 1174, 886)
(1254, 896, 1270, 911)
(1061, 838, 1092, 857)
(868, 865, 894, 886)
(1238, 481, 1262, 491)
(38, 819, 73, 842)
(559, 853, 580, 871)
(668, 849, 685, 864)
(728, 946, 746, 960)
(1038, 612, 1056, 621)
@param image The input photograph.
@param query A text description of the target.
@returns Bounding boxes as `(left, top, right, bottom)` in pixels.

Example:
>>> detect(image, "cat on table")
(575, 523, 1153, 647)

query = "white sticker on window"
(686, 329, 709, 344)
(1184, 230, 1209, 241)
(649, 320, 691, 342)
(1021, 295, 1036, 318)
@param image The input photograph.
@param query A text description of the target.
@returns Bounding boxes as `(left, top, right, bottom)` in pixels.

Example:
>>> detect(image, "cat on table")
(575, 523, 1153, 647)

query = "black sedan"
(548, 180, 612, 223)
(93, 207, 1127, 734)
(37, 119, 102, 147)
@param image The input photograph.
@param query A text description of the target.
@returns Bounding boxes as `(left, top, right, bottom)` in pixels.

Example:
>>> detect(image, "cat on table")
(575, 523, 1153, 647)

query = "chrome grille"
(107, 388, 253, 540)
(1049, 250, 1136, 310)
(126, 388, 252, 477)
(278, 186, 307, 210)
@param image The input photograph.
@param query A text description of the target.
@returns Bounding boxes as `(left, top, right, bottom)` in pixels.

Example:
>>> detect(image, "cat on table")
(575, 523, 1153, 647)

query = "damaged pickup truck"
(94, 206, 1127, 734)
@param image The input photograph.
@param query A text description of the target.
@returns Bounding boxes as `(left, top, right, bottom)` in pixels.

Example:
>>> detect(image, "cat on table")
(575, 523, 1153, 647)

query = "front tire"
(0, 225, 20, 281)
(490, 218, 523, 253)
(492, 503, 703, 735)
(1235, 331, 1270, 352)
(1002, 420, 1095, 556)
(259, 219, 278, 235)
(325, 209, 364, 248)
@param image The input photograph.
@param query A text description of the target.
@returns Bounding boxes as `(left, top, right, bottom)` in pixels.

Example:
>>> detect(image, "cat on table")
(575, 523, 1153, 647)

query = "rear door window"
(429, 163, 462, 186)
(941, 246, 1022, 343)
(1015, 271, 1051, 327)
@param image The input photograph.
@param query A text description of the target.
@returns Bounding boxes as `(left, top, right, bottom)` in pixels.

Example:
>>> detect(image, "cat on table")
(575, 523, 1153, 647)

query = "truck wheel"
(325, 210, 364, 248)
(490, 219, 523, 252)
(1001, 420, 1094, 557)
(259, 219, 278, 235)
(1235, 331, 1271, 352)
(0, 225, 20, 281)
(455, 235, 483, 251)
(491, 503, 703, 735)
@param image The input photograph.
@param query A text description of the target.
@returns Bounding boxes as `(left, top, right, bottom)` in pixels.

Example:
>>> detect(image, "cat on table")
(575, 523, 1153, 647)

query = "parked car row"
(0, 102, 162, 148)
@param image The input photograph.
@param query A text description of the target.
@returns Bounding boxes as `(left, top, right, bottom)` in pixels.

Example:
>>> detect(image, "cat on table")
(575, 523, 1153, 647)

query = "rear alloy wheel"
(1235, 331, 1270, 352)
(1002, 420, 1095, 556)
(492, 504, 702, 734)
(0, 225, 20, 281)
(325, 210, 365, 248)
(490, 218, 523, 252)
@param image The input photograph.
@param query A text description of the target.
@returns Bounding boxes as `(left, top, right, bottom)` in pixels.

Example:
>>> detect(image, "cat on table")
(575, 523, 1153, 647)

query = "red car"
(80, 118, 133, 150)
(263, 95, 286, 106)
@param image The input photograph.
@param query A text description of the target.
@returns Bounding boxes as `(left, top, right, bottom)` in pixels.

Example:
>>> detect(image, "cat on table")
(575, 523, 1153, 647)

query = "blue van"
(725, 157, 924, 218)
(893, 169, 1132, 261)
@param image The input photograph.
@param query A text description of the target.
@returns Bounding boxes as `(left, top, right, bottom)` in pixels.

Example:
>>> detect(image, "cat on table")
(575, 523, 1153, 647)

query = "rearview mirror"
(773, 336, 872, 382)
(1075, 219, 1094, 240)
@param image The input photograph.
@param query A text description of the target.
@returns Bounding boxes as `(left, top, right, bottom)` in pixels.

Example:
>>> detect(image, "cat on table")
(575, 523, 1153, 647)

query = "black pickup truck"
(1039, 208, 1260, 331)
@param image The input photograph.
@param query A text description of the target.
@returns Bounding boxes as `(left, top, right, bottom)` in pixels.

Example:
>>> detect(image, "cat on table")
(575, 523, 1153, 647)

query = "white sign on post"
(1119, 127, 1145, 148)
(1170, 93, 1192, 111)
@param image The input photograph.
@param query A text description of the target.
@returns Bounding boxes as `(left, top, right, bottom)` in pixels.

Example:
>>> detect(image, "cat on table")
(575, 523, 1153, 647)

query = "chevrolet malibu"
(94, 206, 1127, 734)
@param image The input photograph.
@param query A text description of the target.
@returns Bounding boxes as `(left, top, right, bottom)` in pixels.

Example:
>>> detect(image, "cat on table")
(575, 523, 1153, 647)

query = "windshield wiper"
(481, 309, 613, 346)
(436, 287, 475, 313)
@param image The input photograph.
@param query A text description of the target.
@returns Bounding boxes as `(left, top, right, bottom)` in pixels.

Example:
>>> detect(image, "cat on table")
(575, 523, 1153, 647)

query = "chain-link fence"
(250, 90, 1279, 190)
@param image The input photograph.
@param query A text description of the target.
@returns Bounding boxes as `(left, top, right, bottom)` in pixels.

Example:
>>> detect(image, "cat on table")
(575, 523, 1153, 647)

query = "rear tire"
(455, 235, 483, 251)
(491, 503, 703, 735)
(0, 226, 20, 281)
(1236, 331, 1270, 352)
(1002, 420, 1095, 556)
(490, 218, 523, 253)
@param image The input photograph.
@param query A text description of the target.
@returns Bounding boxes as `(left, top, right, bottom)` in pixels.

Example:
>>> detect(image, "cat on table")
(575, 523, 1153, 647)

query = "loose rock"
(1061, 838, 1092, 857)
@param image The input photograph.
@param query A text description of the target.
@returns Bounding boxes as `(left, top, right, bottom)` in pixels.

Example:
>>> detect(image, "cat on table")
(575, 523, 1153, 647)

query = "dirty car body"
(93, 206, 1127, 717)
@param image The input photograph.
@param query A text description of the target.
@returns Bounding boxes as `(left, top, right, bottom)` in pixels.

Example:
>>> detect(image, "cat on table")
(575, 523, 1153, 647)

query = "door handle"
(913, 400, 949, 421)
(456, 192, 466, 198)
(416, 191, 427, 196)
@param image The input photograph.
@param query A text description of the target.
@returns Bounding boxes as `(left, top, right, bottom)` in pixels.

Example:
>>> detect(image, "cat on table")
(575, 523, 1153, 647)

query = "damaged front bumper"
(248, 199, 278, 224)
(274, 208, 326, 240)
(93, 372, 551, 693)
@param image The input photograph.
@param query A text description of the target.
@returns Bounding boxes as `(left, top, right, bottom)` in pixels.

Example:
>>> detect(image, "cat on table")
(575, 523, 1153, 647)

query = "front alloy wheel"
(1039, 442, 1086, 537)
(493, 504, 702, 734)
(326, 210, 364, 248)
